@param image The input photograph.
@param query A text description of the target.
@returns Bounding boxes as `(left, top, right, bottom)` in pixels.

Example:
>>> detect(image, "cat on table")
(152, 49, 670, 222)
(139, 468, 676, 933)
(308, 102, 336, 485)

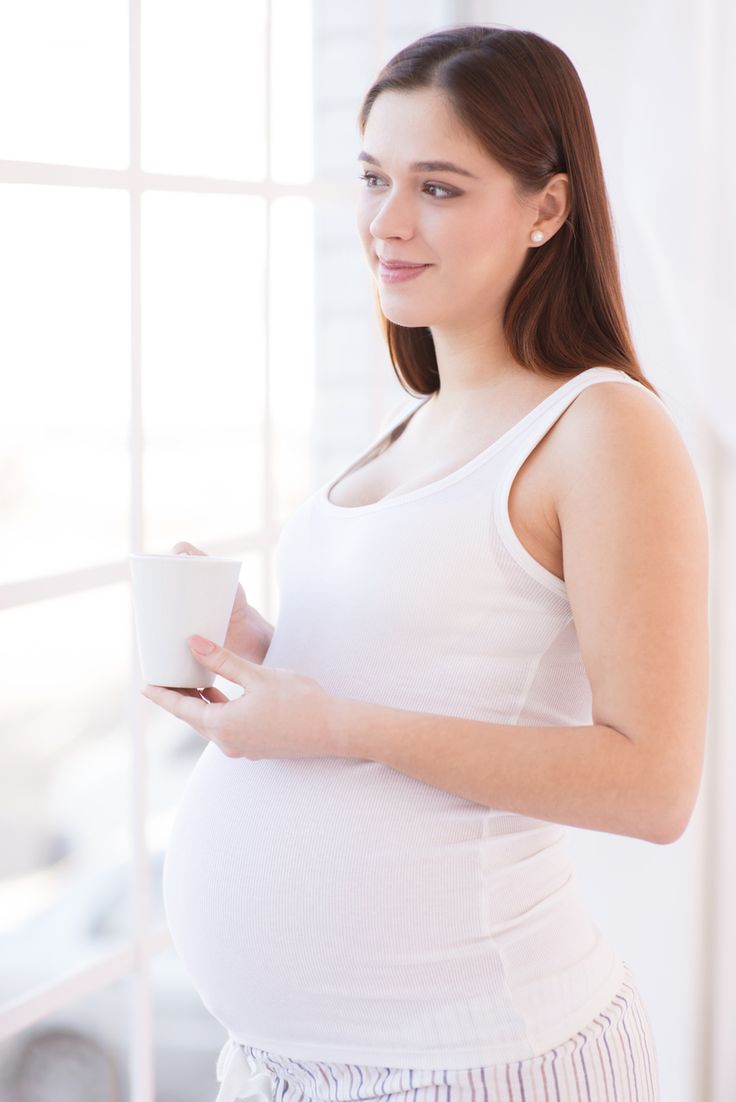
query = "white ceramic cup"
(129, 553, 242, 688)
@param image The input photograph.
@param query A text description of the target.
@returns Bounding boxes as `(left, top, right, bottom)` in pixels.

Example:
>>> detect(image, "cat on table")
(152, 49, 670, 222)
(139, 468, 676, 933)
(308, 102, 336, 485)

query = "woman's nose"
(368, 188, 415, 240)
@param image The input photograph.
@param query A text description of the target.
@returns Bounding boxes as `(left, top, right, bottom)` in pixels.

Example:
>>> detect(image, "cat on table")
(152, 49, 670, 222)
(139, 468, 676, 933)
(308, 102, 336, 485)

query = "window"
(0, 1, 315, 1097)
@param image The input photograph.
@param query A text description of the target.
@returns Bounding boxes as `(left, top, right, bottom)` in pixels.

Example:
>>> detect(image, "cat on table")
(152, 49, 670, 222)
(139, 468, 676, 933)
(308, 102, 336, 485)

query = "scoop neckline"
(320, 367, 615, 515)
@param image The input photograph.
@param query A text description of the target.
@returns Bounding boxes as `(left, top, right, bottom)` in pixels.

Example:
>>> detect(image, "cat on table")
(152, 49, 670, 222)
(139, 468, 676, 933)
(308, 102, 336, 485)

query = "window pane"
(0, 0, 128, 168)
(0, 184, 130, 585)
(270, 197, 315, 524)
(142, 0, 267, 179)
(141, 192, 267, 550)
(270, 0, 314, 183)
(152, 947, 225, 1102)
(0, 977, 131, 1101)
(0, 585, 132, 1003)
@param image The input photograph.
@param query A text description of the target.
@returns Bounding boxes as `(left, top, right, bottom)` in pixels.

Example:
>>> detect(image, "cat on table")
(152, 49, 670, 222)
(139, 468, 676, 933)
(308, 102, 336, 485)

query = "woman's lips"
(378, 261, 432, 283)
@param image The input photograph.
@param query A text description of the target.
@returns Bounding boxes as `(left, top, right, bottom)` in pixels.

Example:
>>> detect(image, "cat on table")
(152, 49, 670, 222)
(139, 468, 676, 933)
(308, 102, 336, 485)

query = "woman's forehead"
(363, 90, 500, 176)
(366, 86, 462, 134)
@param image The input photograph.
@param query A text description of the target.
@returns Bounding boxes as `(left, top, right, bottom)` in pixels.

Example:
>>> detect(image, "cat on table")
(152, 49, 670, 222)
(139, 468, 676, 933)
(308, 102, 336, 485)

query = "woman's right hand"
(172, 541, 273, 664)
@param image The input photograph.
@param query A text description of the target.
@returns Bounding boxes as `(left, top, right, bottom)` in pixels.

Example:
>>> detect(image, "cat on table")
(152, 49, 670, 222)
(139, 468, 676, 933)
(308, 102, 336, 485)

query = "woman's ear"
(534, 173, 571, 238)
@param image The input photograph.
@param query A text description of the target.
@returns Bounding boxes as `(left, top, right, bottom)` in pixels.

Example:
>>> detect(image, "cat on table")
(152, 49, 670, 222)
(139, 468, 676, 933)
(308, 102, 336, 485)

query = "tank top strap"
(491, 367, 673, 597)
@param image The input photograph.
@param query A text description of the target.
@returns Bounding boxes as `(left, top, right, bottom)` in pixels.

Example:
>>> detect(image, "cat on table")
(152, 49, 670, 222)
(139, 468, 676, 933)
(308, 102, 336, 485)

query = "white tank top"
(162, 366, 670, 1068)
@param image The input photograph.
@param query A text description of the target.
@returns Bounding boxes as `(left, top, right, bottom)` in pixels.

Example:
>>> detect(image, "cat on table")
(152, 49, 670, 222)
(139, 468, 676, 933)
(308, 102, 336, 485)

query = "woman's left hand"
(141, 634, 337, 760)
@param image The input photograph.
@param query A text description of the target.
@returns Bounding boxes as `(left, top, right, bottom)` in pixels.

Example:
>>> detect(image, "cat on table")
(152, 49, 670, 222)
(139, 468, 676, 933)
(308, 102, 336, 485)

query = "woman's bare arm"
(328, 697, 668, 842)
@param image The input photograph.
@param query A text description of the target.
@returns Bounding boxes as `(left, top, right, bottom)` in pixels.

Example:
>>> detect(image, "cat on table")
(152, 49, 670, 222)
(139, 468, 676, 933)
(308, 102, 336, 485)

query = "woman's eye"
(424, 182, 455, 199)
(357, 172, 456, 200)
(357, 171, 382, 189)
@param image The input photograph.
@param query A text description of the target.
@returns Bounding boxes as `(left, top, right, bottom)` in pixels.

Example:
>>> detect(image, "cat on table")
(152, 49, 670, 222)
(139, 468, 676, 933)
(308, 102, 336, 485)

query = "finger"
(141, 683, 221, 743)
(176, 686, 230, 705)
(172, 542, 205, 556)
(197, 685, 229, 704)
(188, 635, 262, 688)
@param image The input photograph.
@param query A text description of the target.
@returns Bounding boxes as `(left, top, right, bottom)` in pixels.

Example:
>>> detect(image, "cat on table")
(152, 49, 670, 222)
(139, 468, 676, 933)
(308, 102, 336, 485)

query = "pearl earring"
(530, 230, 544, 243)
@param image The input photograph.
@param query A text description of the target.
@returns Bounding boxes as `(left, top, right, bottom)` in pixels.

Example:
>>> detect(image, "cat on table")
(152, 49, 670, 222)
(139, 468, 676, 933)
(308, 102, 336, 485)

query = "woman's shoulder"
(553, 371, 697, 520)
(545, 371, 695, 561)
(562, 370, 678, 435)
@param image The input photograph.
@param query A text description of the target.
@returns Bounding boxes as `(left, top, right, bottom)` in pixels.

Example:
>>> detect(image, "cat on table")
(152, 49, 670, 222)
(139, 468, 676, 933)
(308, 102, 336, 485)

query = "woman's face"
(356, 87, 536, 331)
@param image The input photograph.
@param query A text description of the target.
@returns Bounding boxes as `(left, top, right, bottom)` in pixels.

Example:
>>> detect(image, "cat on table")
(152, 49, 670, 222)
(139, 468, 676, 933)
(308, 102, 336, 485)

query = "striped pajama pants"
(218, 962, 659, 1102)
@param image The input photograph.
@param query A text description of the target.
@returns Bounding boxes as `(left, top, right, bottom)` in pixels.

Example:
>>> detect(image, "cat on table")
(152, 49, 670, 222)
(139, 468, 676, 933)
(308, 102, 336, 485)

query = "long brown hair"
(357, 25, 662, 400)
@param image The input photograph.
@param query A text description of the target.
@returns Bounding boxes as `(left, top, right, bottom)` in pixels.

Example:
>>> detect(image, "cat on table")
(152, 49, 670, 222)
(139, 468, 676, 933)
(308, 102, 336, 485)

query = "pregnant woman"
(142, 24, 709, 1102)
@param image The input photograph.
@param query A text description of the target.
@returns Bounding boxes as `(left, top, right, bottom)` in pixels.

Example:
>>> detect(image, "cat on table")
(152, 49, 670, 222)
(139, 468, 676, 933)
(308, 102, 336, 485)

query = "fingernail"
(189, 634, 216, 654)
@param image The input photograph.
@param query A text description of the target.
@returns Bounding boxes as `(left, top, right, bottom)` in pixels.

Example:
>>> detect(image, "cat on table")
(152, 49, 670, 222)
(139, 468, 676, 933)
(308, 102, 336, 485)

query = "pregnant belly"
(163, 747, 495, 1002)
(161, 743, 581, 1046)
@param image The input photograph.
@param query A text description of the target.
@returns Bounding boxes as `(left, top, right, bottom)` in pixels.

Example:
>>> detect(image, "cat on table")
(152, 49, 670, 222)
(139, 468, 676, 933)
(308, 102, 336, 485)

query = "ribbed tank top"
(162, 366, 670, 1068)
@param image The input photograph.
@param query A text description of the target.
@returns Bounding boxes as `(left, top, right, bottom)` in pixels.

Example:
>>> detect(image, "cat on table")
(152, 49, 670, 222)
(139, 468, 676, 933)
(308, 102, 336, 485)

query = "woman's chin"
(378, 302, 434, 328)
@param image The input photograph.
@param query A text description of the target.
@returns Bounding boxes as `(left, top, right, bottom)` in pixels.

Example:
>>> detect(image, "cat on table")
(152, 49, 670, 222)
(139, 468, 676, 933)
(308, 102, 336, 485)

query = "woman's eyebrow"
(357, 151, 478, 178)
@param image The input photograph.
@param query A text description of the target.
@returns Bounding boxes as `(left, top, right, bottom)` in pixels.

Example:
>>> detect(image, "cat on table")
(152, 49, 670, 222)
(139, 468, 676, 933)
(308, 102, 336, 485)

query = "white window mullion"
(0, 159, 354, 205)
(128, 0, 155, 1098)
(264, 1, 274, 624)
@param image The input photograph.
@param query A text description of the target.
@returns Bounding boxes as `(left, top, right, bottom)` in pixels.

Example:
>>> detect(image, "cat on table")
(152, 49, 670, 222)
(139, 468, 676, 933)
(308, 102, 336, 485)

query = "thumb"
(188, 635, 262, 687)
